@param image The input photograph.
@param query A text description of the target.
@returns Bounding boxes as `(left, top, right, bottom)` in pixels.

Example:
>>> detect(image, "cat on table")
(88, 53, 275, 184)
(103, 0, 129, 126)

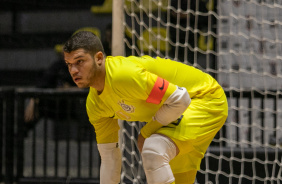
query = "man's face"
(64, 48, 97, 88)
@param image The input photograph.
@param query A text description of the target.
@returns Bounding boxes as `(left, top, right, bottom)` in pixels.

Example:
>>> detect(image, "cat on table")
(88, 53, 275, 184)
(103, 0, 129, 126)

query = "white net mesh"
(120, 121, 146, 183)
(120, 0, 282, 183)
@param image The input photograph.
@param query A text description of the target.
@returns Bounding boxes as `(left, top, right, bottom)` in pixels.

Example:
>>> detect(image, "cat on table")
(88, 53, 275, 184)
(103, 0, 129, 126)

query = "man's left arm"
(138, 82, 191, 151)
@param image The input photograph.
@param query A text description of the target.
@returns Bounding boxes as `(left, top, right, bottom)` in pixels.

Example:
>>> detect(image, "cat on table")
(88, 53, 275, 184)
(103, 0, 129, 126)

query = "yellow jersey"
(86, 55, 225, 143)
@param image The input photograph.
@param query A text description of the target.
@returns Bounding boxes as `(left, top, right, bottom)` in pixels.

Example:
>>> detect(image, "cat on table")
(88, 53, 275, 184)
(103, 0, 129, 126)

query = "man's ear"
(94, 51, 104, 66)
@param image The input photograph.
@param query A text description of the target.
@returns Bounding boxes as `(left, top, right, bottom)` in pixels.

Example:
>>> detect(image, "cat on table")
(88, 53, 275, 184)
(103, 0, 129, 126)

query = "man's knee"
(141, 134, 177, 184)
(141, 134, 177, 169)
(141, 148, 170, 171)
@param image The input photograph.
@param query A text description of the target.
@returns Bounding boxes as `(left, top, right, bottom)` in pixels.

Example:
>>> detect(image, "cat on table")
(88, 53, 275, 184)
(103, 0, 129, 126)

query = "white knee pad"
(141, 134, 177, 184)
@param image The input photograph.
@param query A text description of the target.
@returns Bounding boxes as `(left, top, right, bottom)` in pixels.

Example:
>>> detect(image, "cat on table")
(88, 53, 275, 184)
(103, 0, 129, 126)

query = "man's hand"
(137, 133, 146, 152)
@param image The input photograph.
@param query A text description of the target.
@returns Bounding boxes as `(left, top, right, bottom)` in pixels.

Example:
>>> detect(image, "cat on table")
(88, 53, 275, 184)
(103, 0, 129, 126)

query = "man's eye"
(77, 60, 83, 64)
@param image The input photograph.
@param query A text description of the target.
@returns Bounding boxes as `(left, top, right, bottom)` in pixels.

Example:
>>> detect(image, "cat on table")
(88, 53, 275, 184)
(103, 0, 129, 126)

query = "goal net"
(115, 0, 282, 183)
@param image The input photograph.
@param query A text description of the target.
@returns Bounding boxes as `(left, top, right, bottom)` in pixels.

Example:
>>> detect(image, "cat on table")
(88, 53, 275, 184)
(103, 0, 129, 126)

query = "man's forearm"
(140, 86, 191, 138)
(154, 86, 191, 125)
(97, 143, 122, 184)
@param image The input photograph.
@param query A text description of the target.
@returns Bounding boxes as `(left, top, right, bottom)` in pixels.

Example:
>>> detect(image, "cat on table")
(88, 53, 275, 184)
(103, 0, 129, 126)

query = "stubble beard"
(84, 61, 99, 89)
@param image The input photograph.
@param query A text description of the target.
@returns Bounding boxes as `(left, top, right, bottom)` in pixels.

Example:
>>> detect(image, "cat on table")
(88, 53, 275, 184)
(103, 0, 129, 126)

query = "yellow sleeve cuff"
(140, 120, 163, 138)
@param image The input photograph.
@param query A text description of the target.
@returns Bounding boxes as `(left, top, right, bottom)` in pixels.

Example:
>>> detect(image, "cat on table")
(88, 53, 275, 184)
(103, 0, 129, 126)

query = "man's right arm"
(90, 118, 121, 184)
(97, 131, 121, 184)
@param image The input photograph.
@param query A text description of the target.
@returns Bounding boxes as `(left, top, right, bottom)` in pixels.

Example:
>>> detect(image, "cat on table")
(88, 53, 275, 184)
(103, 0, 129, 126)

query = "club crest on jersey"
(118, 100, 135, 113)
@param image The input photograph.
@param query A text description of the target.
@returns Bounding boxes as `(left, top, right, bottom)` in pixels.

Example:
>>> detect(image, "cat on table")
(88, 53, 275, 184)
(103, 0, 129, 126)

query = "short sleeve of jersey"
(86, 92, 120, 143)
(90, 117, 119, 144)
(110, 60, 176, 104)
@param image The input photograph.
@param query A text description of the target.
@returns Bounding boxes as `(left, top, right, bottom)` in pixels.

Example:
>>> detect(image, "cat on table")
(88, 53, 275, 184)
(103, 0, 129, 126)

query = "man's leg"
(141, 134, 178, 184)
(174, 170, 198, 184)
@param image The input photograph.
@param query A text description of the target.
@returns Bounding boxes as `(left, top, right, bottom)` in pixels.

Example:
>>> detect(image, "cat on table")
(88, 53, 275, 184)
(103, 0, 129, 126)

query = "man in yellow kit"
(63, 31, 228, 184)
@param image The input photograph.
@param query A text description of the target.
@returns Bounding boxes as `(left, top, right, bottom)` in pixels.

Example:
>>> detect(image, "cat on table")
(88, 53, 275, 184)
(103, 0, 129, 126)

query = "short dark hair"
(63, 31, 105, 56)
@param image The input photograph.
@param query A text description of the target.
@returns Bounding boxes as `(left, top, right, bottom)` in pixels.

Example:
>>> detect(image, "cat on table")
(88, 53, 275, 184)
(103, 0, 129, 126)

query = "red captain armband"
(146, 77, 169, 104)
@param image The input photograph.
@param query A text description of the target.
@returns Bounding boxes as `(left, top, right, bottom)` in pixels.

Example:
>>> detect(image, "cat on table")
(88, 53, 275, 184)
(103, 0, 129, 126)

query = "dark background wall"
(0, 0, 111, 86)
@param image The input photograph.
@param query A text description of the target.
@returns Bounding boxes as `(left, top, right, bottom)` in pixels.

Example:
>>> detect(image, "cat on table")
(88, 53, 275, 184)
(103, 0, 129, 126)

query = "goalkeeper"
(63, 31, 228, 184)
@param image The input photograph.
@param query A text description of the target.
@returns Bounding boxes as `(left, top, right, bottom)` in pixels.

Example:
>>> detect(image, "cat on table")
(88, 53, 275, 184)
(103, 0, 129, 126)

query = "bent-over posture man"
(63, 31, 228, 184)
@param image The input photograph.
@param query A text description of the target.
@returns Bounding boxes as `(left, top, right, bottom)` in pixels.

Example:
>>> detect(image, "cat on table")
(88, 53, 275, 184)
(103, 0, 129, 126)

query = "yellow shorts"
(156, 93, 228, 174)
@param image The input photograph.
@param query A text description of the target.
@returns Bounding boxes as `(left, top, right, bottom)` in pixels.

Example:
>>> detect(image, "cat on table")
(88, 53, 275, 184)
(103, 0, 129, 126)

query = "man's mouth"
(73, 77, 82, 83)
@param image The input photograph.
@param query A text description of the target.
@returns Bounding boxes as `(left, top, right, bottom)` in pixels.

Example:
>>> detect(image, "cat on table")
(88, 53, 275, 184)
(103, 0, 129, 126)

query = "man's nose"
(69, 65, 79, 74)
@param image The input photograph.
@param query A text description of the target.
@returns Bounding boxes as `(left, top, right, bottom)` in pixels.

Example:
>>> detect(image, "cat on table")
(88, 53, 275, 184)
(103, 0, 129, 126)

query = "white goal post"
(112, 0, 282, 183)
